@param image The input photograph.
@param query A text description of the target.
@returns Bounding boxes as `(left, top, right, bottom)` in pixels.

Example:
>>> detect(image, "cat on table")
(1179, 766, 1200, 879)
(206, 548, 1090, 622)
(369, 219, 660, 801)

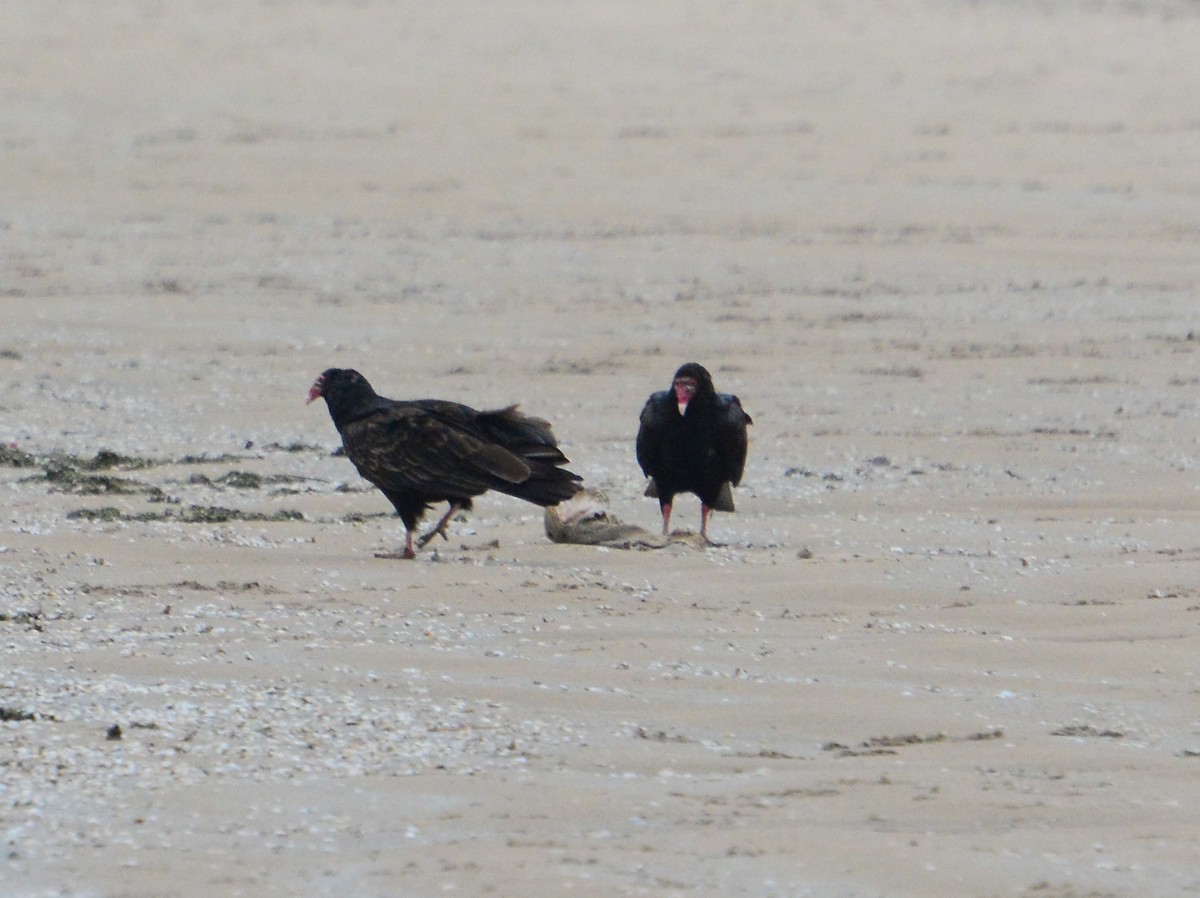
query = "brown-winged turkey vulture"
(635, 362, 752, 540)
(308, 368, 582, 558)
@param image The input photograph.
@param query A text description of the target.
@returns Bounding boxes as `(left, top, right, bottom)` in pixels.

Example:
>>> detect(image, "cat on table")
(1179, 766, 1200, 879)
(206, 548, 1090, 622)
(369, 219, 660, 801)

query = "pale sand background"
(3, 2, 1200, 896)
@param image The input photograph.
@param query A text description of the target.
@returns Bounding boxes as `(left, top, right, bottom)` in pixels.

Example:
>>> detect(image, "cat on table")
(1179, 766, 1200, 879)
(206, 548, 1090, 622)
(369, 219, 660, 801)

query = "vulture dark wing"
(635, 391, 672, 478)
(714, 393, 752, 486)
(341, 404, 529, 498)
(475, 406, 569, 464)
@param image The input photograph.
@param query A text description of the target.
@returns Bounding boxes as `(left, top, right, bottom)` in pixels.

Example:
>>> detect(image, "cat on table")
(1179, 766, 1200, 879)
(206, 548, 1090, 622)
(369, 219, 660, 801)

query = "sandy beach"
(3, 2, 1200, 896)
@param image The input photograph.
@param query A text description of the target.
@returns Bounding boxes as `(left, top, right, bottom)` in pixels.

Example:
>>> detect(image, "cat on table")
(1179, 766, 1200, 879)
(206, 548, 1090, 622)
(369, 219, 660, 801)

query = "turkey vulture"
(308, 368, 582, 558)
(635, 362, 752, 540)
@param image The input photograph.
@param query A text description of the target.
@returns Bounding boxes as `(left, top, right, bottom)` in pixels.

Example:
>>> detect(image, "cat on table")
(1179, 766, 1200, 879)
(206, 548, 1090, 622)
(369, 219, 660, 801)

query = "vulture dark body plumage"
(309, 368, 582, 558)
(636, 362, 752, 540)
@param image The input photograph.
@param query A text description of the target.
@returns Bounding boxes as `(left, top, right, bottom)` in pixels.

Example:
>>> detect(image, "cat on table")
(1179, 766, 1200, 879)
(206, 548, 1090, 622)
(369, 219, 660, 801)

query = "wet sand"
(3, 2, 1200, 896)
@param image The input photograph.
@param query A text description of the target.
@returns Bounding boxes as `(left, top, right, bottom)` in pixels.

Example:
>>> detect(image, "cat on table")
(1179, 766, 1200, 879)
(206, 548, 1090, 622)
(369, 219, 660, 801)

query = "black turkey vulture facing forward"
(636, 362, 752, 541)
(309, 368, 582, 558)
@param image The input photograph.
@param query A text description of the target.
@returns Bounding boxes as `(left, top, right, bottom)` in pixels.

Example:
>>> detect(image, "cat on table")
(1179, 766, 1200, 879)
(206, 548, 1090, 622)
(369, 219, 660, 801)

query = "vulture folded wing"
(342, 406, 507, 498)
(635, 391, 671, 477)
(476, 405, 558, 447)
(715, 394, 752, 486)
(470, 443, 532, 483)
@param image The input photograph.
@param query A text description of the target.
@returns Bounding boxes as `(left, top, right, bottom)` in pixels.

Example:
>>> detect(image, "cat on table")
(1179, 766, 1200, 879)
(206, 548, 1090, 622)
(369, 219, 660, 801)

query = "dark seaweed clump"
(179, 505, 304, 524)
(0, 445, 39, 468)
(263, 441, 324, 453)
(40, 462, 161, 497)
(75, 449, 156, 470)
(67, 505, 305, 523)
(187, 471, 313, 490)
(20, 449, 162, 496)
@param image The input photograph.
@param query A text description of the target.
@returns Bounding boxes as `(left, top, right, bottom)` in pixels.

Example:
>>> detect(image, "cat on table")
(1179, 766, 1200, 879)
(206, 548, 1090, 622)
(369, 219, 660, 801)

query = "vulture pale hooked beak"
(306, 375, 325, 405)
